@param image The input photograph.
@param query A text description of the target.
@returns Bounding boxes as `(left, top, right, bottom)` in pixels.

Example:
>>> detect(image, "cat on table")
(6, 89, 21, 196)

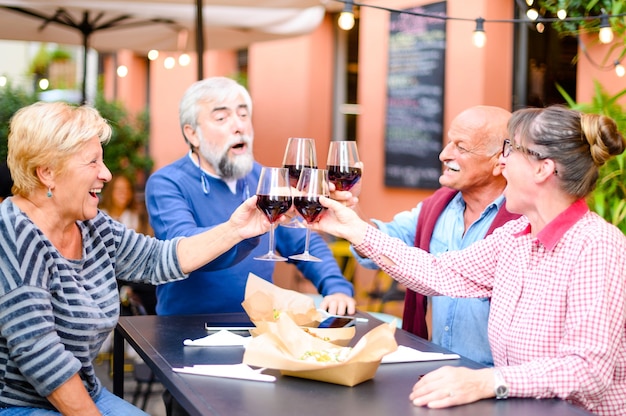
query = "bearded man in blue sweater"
(146, 77, 356, 318)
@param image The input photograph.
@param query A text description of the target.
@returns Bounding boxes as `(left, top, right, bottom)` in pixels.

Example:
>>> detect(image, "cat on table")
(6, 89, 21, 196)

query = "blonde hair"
(7, 102, 111, 196)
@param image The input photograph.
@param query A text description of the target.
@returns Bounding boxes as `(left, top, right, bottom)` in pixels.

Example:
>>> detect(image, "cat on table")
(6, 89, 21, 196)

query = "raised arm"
(176, 195, 270, 273)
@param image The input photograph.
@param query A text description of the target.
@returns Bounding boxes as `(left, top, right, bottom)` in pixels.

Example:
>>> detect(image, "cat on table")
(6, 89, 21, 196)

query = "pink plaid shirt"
(355, 199, 625, 415)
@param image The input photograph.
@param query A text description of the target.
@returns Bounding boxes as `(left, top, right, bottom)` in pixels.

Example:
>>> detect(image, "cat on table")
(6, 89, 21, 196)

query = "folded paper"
(381, 345, 460, 363)
(243, 313, 397, 386)
(173, 363, 275, 382)
(242, 273, 356, 345)
(183, 330, 250, 347)
(242, 273, 321, 326)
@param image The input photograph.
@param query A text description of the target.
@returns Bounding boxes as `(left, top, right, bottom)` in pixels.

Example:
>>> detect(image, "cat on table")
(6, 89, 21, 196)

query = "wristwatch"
(494, 368, 509, 399)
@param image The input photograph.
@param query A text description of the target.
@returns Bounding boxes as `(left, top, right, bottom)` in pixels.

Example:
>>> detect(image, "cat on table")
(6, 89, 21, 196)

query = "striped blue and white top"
(0, 199, 185, 409)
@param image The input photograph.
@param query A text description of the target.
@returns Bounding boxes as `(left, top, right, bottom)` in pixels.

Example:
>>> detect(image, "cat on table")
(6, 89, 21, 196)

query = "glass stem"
(268, 223, 276, 255)
(303, 226, 311, 255)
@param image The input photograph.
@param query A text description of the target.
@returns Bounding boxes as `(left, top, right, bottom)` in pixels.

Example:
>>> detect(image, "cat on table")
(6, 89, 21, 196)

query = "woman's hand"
(309, 196, 368, 245)
(409, 367, 494, 409)
(228, 195, 271, 240)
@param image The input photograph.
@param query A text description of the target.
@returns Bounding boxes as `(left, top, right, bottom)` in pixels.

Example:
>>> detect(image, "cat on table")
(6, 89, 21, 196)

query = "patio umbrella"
(0, 0, 327, 102)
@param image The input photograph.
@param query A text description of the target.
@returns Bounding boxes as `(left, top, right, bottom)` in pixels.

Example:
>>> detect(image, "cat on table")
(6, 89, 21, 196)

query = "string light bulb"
(116, 65, 128, 78)
(338, 0, 355, 31)
(164, 56, 176, 69)
(615, 60, 625, 77)
(557, 9, 567, 20)
(472, 17, 486, 48)
(148, 50, 159, 61)
(599, 11, 614, 44)
(526, 0, 534, 5)
(178, 53, 191, 67)
(527, 8, 539, 21)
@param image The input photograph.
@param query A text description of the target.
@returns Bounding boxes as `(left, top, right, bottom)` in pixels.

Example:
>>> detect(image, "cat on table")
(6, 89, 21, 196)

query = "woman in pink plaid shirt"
(317, 105, 626, 415)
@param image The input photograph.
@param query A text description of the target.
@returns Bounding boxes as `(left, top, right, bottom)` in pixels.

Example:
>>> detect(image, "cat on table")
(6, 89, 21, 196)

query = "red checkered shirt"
(355, 199, 626, 415)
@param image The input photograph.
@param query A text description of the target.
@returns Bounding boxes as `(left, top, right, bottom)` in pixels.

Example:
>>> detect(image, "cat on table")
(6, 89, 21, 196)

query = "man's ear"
(491, 154, 504, 177)
(183, 125, 200, 149)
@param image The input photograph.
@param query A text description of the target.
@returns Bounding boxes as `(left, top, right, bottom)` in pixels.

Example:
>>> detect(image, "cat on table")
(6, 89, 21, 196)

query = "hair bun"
(581, 113, 625, 167)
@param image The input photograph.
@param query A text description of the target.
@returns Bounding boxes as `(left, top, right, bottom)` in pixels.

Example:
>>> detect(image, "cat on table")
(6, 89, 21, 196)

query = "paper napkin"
(381, 345, 460, 363)
(173, 363, 276, 382)
(183, 329, 250, 347)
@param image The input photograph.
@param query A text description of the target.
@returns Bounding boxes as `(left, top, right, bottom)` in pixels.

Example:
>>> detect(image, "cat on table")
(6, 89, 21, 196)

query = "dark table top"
(114, 312, 593, 416)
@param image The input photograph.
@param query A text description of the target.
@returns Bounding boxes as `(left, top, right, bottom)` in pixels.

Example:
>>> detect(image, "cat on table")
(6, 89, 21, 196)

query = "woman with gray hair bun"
(0, 101, 270, 415)
(312, 105, 626, 415)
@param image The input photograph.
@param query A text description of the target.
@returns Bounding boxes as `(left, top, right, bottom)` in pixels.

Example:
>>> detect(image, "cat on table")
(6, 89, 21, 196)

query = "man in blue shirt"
(145, 77, 356, 318)
(352, 105, 516, 366)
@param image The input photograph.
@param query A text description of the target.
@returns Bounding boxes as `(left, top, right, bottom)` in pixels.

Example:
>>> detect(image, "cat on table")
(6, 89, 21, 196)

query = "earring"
(47, 188, 53, 198)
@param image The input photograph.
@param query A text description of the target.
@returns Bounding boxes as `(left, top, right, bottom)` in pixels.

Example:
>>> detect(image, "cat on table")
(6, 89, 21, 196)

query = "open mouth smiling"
(444, 162, 460, 172)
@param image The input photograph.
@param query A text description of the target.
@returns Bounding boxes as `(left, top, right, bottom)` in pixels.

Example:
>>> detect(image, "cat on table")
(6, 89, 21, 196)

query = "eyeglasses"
(501, 139, 545, 159)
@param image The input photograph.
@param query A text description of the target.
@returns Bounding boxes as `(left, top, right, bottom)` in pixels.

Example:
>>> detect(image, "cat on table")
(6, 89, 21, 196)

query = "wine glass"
(281, 137, 318, 228)
(289, 168, 329, 262)
(326, 140, 362, 191)
(254, 167, 292, 262)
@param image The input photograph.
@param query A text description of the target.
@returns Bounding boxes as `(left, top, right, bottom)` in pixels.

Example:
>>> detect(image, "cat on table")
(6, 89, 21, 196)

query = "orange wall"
(248, 16, 335, 169)
(102, 50, 147, 116)
(576, 33, 626, 104)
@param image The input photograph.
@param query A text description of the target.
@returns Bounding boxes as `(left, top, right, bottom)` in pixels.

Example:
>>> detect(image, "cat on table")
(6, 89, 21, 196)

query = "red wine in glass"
(293, 196, 326, 223)
(281, 137, 318, 227)
(327, 165, 362, 191)
(289, 168, 329, 262)
(326, 141, 361, 192)
(284, 164, 318, 188)
(254, 167, 292, 262)
(256, 195, 292, 223)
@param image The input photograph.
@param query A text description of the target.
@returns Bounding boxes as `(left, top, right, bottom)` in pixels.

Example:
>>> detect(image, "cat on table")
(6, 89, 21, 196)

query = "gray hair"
(178, 77, 253, 146)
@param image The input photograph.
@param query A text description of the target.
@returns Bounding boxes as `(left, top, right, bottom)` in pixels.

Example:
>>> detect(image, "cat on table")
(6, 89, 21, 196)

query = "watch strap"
(494, 368, 509, 399)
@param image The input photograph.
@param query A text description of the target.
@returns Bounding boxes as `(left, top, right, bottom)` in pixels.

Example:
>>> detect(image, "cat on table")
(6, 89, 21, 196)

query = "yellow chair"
(329, 239, 357, 282)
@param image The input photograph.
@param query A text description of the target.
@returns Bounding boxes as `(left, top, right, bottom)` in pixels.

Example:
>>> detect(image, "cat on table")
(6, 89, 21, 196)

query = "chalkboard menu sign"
(384, 1, 446, 189)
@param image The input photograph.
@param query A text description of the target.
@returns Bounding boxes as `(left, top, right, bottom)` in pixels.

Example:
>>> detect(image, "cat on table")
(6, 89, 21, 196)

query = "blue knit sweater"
(0, 199, 184, 409)
(146, 154, 354, 316)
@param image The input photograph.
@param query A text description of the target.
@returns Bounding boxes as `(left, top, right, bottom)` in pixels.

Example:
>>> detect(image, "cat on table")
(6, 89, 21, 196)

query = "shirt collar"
(514, 198, 588, 250)
(451, 192, 505, 216)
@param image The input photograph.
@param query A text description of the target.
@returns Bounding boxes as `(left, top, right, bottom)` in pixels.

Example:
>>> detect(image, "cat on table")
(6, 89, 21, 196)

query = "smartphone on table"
(317, 315, 357, 328)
